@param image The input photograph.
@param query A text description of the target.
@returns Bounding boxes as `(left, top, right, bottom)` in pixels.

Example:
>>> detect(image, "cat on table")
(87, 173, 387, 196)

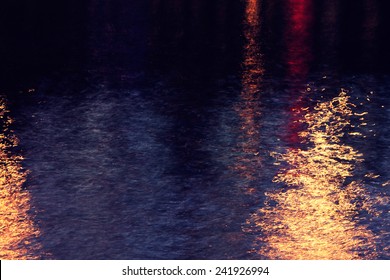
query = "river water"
(1, 0, 390, 259)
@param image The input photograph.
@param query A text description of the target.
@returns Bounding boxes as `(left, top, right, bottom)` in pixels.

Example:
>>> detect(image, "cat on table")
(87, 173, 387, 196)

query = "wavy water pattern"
(245, 91, 378, 259)
(0, 99, 41, 259)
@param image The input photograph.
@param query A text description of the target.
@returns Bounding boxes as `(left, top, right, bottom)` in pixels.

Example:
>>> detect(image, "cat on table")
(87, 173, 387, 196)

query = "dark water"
(1, 0, 390, 259)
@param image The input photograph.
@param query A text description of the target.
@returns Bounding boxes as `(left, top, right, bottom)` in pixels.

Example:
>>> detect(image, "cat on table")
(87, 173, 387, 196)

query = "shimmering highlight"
(0, 99, 40, 259)
(245, 91, 377, 259)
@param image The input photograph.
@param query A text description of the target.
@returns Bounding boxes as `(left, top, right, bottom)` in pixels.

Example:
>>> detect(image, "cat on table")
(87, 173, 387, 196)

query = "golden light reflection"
(0, 99, 40, 259)
(245, 91, 378, 259)
(233, 0, 264, 192)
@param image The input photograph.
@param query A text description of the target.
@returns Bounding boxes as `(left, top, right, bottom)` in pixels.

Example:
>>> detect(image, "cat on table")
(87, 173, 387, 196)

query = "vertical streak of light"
(0, 99, 41, 259)
(242, 0, 264, 96)
(285, 0, 313, 79)
(233, 0, 264, 193)
(283, 0, 314, 146)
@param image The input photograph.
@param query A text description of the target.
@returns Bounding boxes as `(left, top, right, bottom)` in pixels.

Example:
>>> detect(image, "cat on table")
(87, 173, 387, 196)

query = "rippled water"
(1, 0, 390, 259)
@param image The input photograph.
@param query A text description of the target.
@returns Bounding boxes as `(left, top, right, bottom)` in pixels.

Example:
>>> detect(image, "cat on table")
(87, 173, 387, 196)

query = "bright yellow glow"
(0, 100, 41, 259)
(245, 91, 377, 259)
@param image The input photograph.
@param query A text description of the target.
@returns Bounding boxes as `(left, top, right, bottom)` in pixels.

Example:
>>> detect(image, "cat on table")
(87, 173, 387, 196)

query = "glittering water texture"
(1, 0, 390, 259)
(0, 99, 41, 259)
(244, 91, 380, 259)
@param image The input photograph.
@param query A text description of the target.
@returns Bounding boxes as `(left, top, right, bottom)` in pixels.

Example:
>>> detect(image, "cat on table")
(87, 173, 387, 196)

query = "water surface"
(1, 0, 390, 259)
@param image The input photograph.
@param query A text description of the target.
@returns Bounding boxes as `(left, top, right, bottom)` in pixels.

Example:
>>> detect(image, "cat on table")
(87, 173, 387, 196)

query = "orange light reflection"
(233, 0, 264, 193)
(0, 99, 41, 259)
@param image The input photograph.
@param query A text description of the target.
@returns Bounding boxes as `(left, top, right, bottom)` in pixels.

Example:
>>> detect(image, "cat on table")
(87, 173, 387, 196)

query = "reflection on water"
(285, 0, 313, 78)
(1, 0, 390, 260)
(245, 91, 378, 259)
(284, 0, 313, 145)
(242, 0, 264, 88)
(0, 99, 40, 259)
(233, 0, 264, 192)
